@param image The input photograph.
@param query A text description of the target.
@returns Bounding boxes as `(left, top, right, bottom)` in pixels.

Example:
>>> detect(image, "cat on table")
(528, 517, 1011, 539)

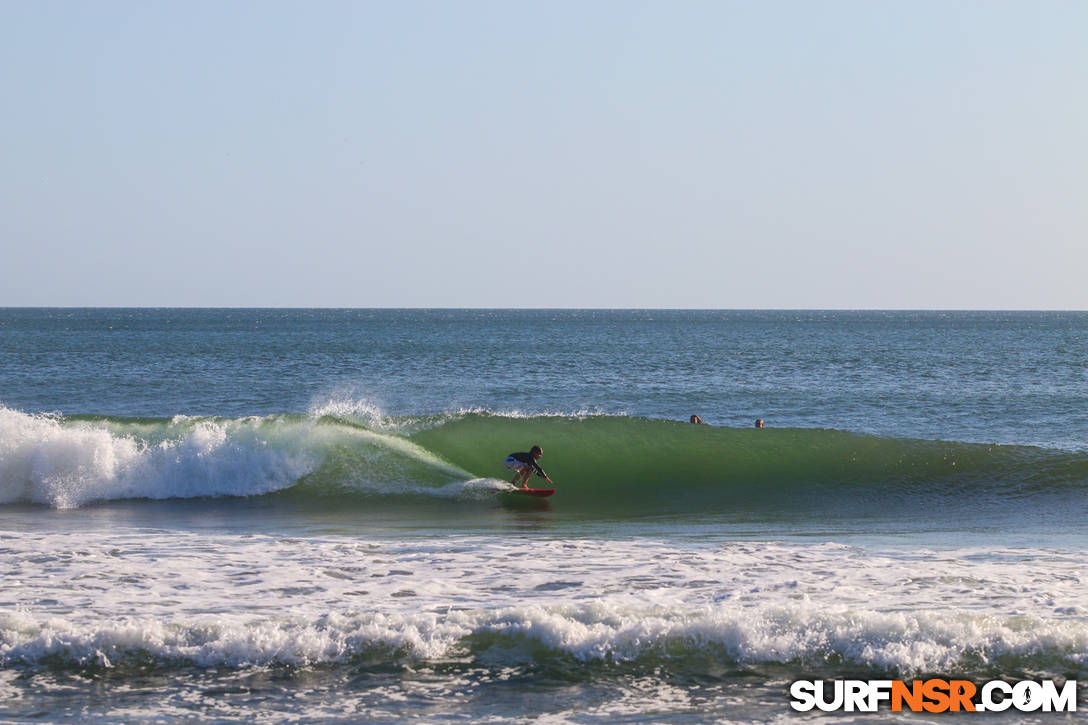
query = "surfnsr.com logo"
(790, 679, 1077, 713)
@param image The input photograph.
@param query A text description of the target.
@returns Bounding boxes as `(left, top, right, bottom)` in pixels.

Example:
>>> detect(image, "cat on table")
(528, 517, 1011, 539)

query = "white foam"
(2, 533, 1086, 673)
(7, 602, 1085, 672)
(445, 406, 621, 421)
(0, 406, 485, 508)
(428, 477, 516, 500)
(308, 392, 389, 428)
(0, 407, 318, 508)
(306, 394, 626, 435)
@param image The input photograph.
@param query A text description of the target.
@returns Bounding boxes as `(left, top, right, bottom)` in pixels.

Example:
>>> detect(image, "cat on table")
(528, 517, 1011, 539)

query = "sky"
(1, 0, 1085, 309)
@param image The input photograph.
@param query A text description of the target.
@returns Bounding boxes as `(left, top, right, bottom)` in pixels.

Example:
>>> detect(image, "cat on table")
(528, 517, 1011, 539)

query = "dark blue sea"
(1, 309, 1086, 722)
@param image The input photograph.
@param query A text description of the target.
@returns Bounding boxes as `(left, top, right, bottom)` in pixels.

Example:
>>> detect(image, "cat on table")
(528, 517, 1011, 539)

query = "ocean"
(1, 309, 1086, 723)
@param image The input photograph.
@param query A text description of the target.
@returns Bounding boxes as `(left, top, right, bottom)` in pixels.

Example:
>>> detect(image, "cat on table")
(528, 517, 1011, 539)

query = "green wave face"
(409, 414, 1088, 510)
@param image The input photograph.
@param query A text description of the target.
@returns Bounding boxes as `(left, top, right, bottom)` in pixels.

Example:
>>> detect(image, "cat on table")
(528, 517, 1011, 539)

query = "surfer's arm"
(531, 462, 552, 483)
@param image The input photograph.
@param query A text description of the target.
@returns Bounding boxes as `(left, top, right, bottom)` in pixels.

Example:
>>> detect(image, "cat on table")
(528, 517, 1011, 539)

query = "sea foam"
(0, 407, 318, 507)
(2, 533, 1086, 676)
(3, 593, 1086, 675)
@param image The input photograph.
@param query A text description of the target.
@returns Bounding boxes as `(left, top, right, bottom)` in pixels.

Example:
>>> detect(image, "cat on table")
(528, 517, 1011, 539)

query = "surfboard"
(511, 488, 555, 498)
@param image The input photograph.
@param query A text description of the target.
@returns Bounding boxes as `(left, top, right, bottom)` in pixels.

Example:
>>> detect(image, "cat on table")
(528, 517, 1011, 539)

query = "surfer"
(689, 414, 704, 424)
(504, 445, 553, 489)
(755, 419, 764, 428)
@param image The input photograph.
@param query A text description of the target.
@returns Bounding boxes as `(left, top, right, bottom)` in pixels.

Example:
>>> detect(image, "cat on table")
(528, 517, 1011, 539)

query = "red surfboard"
(512, 488, 555, 497)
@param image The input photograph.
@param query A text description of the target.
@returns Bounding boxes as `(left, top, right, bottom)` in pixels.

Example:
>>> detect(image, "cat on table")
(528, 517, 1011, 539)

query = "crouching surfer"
(503, 445, 553, 489)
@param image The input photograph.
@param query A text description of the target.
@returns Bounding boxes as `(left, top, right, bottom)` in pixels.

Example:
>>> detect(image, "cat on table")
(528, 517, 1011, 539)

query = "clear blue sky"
(2, 1, 1085, 308)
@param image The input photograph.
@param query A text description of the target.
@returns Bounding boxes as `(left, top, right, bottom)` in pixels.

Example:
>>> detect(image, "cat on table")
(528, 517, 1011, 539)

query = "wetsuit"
(504, 451, 549, 480)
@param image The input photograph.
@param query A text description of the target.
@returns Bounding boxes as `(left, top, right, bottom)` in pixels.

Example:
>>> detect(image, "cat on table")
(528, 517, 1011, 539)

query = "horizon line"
(2, 306, 1087, 313)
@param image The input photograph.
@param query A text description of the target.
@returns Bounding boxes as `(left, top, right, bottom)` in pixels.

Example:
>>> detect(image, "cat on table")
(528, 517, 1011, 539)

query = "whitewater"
(1, 309, 1087, 723)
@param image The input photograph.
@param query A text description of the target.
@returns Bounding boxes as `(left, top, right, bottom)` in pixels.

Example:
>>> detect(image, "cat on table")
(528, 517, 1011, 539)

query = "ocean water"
(1, 309, 1086, 723)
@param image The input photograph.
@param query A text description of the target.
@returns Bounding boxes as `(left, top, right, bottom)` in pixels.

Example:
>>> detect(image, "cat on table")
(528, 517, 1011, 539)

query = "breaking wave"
(2, 405, 1086, 510)
(2, 604, 1086, 680)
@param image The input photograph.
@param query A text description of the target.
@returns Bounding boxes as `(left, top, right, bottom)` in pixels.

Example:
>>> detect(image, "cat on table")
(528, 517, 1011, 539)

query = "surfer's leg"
(510, 464, 529, 486)
(505, 456, 526, 485)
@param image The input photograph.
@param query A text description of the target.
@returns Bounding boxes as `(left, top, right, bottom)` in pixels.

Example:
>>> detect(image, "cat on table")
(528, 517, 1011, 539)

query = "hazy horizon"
(3, 306, 1086, 312)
